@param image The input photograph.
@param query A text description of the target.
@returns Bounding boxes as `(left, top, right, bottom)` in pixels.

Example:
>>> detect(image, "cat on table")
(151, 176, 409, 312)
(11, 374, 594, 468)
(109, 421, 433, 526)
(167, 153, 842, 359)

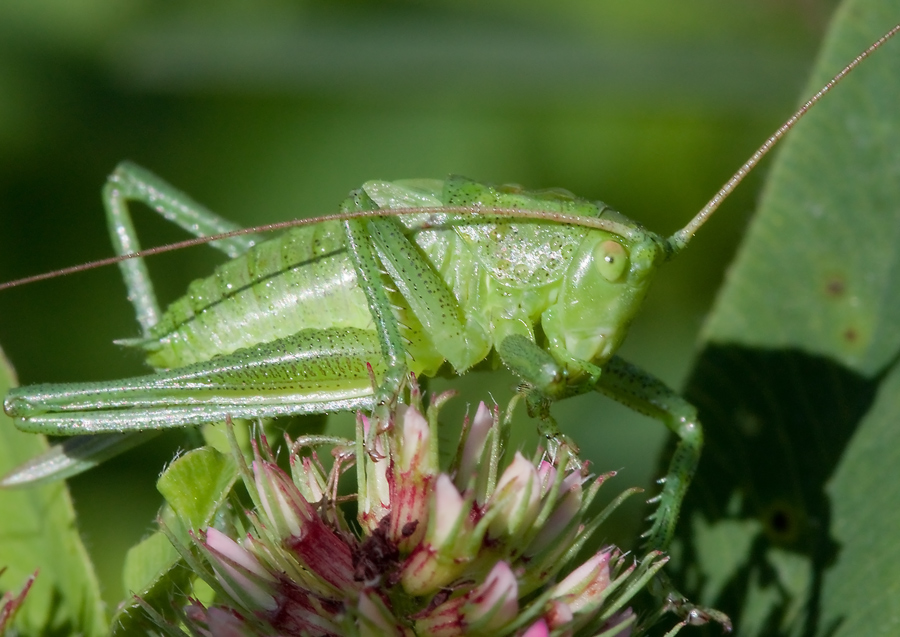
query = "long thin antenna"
(3, 25, 898, 291)
(0, 205, 639, 292)
(669, 23, 900, 254)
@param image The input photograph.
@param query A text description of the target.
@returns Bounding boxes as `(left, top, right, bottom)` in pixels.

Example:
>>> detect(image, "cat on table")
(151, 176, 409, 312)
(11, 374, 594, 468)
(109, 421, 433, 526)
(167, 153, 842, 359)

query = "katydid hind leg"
(2, 328, 380, 484)
(104, 161, 262, 336)
(2, 327, 384, 485)
(2, 163, 273, 487)
(6, 327, 384, 436)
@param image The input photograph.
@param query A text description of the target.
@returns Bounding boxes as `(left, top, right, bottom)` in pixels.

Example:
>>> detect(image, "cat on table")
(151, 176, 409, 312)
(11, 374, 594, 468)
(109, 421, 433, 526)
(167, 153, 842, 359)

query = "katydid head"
(543, 217, 668, 370)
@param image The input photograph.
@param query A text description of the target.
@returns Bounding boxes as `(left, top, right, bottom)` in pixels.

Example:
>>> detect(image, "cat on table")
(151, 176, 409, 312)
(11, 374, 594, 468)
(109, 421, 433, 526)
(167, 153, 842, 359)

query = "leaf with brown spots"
(668, 1, 900, 635)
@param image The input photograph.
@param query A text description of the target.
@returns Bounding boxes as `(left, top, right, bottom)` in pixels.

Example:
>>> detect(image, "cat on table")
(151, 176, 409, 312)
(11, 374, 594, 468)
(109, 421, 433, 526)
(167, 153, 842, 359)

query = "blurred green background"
(0, 0, 841, 613)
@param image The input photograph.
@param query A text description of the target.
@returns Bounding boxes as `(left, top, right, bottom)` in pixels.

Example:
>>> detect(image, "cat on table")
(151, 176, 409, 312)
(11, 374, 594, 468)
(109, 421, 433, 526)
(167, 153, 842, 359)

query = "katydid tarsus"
(2, 24, 898, 567)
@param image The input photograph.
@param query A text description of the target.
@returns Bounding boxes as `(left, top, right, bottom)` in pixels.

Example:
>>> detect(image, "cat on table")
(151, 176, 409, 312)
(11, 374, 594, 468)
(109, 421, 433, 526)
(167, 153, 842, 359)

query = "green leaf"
(0, 346, 107, 636)
(155, 446, 238, 530)
(819, 360, 900, 635)
(110, 446, 237, 634)
(669, 0, 900, 634)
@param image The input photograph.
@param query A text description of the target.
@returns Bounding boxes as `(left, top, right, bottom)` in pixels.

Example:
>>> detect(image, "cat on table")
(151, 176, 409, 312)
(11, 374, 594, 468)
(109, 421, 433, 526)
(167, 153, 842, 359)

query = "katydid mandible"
(3, 25, 899, 557)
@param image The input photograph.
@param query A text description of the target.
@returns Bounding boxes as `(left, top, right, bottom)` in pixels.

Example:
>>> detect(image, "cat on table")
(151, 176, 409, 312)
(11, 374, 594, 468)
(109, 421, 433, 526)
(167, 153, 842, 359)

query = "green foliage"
(0, 347, 107, 636)
(704, 1, 900, 374)
(110, 447, 237, 635)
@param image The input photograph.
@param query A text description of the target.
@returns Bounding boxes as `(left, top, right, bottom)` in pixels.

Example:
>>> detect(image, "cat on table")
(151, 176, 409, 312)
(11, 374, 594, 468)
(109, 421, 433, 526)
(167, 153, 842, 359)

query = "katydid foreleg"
(498, 332, 711, 624)
(595, 356, 701, 552)
(497, 334, 699, 553)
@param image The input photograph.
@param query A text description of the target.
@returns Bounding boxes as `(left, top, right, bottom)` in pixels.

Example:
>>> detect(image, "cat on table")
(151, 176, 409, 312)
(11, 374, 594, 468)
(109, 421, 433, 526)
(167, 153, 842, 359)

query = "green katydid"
(2, 25, 898, 563)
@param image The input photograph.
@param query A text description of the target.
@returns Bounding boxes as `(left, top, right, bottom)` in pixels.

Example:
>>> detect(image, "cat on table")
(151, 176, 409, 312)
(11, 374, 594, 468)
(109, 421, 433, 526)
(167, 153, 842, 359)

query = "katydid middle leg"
(497, 335, 720, 625)
(339, 190, 488, 426)
(342, 216, 409, 424)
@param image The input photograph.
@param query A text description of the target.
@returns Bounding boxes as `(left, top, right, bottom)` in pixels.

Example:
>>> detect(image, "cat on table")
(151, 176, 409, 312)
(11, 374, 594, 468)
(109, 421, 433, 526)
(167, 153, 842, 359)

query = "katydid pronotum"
(2, 21, 898, 583)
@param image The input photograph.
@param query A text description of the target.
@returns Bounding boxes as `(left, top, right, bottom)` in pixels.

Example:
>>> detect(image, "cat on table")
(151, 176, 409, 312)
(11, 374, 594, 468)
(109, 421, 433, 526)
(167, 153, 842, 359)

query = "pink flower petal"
(521, 618, 550, 637)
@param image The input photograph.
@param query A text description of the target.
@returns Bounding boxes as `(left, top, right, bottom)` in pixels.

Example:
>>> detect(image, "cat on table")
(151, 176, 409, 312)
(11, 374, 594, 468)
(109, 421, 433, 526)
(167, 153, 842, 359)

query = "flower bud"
(203, 527, 277, 612)
(551, 550, 612, 614)
(544, 600, 574, 635)
(291, 453, 328, 504)
(456, 402, 495, 495)
(400, 474, 475, 595)
(184, 602, 257, 637)
(414, 561, 518, 637)
(486, 452, 541, 542)
(389, 404, 437, 550)
(526, 470, 583, 557)
(358, 591, 407, 637)
(358, 413, 391, 534)
(252, 458, 355, 591)
(463, 561, 518, 632)
(521, 618, 550, 637)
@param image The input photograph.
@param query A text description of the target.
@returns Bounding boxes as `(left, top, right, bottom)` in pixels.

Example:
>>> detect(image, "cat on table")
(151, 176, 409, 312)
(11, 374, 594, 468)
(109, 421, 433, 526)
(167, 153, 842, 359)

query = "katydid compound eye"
(594, 240, 628, 281)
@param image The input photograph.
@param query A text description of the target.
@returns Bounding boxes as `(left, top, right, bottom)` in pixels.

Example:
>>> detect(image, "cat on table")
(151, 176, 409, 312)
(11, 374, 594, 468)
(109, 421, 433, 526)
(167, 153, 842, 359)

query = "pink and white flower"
(149, 377, 670, 636)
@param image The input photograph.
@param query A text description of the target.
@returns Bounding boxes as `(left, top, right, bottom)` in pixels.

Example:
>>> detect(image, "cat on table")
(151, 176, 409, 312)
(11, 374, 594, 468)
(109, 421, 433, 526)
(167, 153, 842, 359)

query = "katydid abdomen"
(144, 219, 376, 370)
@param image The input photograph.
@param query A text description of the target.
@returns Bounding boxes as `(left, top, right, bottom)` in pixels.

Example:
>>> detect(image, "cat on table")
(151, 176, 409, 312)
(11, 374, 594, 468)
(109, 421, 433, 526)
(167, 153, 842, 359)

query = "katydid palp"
(2, 25, 898, 561)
